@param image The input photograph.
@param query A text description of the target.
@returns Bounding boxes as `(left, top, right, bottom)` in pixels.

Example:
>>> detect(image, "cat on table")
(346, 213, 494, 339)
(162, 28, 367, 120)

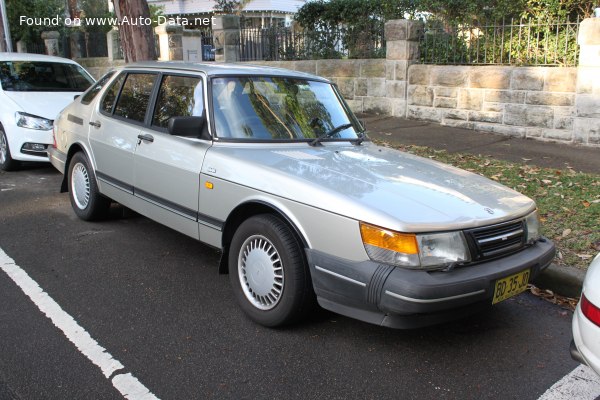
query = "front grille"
(466, 220, 525, 261)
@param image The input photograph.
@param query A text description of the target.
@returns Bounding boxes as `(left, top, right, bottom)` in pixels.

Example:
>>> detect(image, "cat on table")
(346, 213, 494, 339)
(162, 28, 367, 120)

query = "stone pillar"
(70, 31, 84, 59)
(41, 31, 60, 56)
(16, 40, 27, 53)
(578, 18, 600, 67)
(155, 23, 183, 61)
(107, 29, 122, 61)
(574, 18, 600, 145)
(213, 15, 240, 63)
(384, 20, 423, 117)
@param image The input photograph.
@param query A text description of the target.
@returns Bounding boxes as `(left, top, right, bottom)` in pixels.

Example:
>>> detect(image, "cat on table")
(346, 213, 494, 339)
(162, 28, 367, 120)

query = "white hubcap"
(238, 235, 284, 310)
(71, 163, 90, 210)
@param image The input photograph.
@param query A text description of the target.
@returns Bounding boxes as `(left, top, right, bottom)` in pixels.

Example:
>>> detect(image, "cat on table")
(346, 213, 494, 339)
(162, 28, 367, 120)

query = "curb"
(533, 264, 586, 299)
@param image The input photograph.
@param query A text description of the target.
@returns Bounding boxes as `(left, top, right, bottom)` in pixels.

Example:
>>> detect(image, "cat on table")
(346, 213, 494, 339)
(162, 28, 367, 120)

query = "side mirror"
(167, 116, 209, 140)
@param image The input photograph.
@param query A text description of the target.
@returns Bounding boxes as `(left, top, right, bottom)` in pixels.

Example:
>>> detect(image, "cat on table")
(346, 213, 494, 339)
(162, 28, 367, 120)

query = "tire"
(229, 214, 315, 327)
(0, 127, 18, 171)
(68, 152, 111, 221)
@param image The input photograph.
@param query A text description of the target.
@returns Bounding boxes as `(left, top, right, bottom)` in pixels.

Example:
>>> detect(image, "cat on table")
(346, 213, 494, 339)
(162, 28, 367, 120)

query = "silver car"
(49, 62, 555, 328)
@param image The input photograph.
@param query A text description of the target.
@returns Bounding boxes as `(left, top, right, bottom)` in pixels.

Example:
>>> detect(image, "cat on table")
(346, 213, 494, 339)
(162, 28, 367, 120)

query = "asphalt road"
(0, 165, 589, 400)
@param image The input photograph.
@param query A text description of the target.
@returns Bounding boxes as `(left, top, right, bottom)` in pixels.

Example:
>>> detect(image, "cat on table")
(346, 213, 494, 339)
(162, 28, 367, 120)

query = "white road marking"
(538, 365, 600, 400)
(0, 247, 159, 400)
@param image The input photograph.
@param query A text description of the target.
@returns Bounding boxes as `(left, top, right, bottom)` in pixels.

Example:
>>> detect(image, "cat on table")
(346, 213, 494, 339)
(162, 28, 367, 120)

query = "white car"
(572, 253, 600, 376)
(0, 53, 94, 171)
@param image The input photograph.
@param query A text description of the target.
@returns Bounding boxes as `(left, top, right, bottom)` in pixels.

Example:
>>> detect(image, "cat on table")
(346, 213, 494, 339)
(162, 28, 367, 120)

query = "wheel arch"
(60, 142, 88, 193)
(218, 200, 310, 274)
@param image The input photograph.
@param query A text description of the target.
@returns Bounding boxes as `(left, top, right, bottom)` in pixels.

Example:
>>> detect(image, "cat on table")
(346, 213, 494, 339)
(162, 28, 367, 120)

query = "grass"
(375, 141, 600, 270)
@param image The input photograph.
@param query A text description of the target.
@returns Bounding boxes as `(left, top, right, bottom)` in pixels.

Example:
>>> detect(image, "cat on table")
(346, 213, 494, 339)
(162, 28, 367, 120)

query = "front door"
(133, 73, 210, 239)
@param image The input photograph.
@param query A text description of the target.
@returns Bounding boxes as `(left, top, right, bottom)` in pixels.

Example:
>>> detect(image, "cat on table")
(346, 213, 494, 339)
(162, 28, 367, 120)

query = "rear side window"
(114, 73, 157, 123)
(81, 71, 115, 105)
(152, 75, 204, 129)
(100, 73, 126, 114)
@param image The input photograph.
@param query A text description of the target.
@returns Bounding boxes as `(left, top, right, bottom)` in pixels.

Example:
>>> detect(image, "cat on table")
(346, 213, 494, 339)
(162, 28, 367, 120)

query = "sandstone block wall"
(246, 59, 408, 117)
(405, 65, 598, 145)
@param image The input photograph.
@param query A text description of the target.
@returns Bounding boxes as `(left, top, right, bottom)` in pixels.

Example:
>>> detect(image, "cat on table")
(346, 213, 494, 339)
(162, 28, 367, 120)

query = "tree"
(6, 0, 65, 44)
(112, 0, 155, 62)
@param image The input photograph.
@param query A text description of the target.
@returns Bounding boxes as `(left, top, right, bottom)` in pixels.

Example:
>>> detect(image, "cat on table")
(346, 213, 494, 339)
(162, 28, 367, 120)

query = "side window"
(114, 73, 156, 123)
(81, 71, 116, 105)
(151, 75, 204, 129)
(100, 73, 125, 114)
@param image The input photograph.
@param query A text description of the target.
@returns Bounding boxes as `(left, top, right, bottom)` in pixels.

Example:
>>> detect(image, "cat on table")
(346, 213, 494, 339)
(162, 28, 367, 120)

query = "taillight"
(581, 293, 600, 328)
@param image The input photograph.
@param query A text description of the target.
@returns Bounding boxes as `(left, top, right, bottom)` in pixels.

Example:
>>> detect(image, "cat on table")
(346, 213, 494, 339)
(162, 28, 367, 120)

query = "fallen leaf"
(541, 179, 552, 185)
(577, 254, 593, 260)
(562, 229, 572, 237)
(582, 201, 591, 208)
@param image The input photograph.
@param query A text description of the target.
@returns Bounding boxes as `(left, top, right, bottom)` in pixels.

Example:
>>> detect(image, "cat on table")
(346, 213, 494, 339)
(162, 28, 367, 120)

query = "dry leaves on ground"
(528, 284, 578, 311)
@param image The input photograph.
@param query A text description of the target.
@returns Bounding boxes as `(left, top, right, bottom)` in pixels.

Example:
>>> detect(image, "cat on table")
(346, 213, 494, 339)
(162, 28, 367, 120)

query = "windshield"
(0, 61, 94, 92)
(211, 76, 362, 141)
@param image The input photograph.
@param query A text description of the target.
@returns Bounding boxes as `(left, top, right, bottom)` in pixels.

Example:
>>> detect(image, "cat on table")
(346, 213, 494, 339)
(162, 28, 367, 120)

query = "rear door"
(133, 73, 211, 239)
(89, 72, 158, 193)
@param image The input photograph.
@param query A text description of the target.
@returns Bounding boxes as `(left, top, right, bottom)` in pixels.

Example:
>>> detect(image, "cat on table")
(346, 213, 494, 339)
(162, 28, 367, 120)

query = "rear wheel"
(0, 128, 18, 171)
(229, 214, 314, 327)
(68, 152, 111, 220)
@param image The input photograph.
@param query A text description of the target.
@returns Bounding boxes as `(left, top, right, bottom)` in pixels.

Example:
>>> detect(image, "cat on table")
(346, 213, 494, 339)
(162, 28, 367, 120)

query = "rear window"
(0, 61, 94, 92)
(100, 73, 126, 114)
(80, 71, 115, 105)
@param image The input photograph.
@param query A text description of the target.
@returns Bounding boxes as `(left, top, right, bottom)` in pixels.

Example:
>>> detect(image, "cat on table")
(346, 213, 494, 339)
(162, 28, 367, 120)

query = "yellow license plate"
(492, 269, 530, 304)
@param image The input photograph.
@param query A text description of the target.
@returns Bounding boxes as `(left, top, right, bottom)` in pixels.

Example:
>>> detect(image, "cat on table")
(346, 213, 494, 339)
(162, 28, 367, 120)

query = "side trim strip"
(315, 265, 366, 287)
(96, 171, 134, 194)
(67, 114, 84, 125)
(95, 171, 224, 231)
(135, 188, 197, 221)
(384, 289, 486, 304)
(197, 212, 224, 231)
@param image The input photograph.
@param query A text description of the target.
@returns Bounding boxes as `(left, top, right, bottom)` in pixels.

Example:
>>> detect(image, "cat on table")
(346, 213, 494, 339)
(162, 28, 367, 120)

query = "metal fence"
(240, 27, 385, 61)
(420, 17, 580, 66)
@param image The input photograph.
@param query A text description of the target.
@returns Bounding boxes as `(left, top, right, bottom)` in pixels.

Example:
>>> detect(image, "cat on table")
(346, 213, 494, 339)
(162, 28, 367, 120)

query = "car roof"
(0, 52, 81, 64)
(125, 61, 329, 81)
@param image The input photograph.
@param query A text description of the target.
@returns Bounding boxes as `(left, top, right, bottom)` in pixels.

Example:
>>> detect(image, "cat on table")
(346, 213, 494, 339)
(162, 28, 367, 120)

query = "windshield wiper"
(351, 132, 367, 146)
(309, 123, 354, 147)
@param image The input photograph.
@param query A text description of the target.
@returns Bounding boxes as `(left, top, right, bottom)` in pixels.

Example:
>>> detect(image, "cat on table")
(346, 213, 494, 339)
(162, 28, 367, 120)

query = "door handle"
(89, 121, 101, 128)
(137, 134, 154, 143)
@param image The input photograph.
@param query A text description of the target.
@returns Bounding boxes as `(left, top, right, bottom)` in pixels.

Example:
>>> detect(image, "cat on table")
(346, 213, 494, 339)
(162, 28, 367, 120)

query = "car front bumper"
(307, 237, 555, 329)
(5, 124, 52, 162)
(571, 304, 600, 376)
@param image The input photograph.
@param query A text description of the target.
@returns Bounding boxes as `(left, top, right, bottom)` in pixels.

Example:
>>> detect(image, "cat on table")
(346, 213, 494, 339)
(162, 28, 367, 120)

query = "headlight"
(525, 210, 541, 243)
(417, 232, 470, 267)
(360, 222, 470, 269)
(15, 112, 53, 130)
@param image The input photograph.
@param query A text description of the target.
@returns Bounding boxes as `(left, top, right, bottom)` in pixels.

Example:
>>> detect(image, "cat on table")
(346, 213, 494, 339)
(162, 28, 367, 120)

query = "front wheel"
(0, 128, 18, 171)
(229, 214, 314, 327)
(68, 152, 111, 221)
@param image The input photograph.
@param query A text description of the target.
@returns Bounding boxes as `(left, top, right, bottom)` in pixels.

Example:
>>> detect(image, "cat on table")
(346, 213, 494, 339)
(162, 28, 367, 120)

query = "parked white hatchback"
(572, 253, 600, 376)
(0, 53, 94, 170)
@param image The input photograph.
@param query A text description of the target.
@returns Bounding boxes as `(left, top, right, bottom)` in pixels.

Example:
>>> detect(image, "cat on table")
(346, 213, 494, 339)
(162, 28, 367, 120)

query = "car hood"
(204, 141, 535, 232)
(3, 91, 80, 120)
